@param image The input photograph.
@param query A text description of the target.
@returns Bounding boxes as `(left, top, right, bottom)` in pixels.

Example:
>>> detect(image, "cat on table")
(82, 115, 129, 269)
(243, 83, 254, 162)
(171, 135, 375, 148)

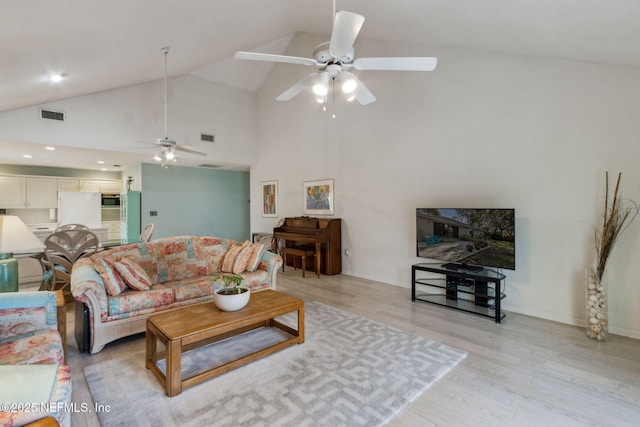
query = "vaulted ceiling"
(2, 0, 640, 170)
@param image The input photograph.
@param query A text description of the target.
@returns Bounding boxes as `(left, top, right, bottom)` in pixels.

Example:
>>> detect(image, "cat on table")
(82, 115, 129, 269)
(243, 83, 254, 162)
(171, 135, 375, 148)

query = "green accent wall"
(140, 164, 249, 241)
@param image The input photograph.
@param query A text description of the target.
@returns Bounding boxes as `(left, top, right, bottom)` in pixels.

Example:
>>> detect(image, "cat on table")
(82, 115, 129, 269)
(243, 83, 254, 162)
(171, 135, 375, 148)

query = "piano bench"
(281, 246, 319, 278)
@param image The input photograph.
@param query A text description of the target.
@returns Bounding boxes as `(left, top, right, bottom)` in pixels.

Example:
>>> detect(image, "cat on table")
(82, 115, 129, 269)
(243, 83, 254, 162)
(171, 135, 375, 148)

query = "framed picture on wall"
(261, 180, 278, 217)
(303, 179, 334, 215)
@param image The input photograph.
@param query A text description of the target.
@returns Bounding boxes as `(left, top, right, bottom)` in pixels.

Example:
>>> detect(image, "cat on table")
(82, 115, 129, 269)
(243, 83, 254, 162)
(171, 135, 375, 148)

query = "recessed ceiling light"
(23, 154, 33, 158)
(50, 74, 63, 83)
(45, 146, 55, 151)
(97, 160, 105, 164)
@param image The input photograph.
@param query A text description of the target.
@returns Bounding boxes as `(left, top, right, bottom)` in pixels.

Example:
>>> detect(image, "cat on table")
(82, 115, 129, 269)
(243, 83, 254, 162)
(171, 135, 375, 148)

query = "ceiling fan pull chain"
(332, 78, 336, 118)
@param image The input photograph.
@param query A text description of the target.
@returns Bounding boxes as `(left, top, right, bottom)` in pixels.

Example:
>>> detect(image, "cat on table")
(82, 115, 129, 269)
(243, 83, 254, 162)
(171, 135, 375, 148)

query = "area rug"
(84, 302, 466, 426)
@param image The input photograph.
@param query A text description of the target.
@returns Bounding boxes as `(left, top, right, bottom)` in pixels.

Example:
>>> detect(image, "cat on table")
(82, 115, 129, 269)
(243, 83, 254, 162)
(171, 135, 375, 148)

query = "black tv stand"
(411, 262, 506, 323)
(442, 262, 484, 272)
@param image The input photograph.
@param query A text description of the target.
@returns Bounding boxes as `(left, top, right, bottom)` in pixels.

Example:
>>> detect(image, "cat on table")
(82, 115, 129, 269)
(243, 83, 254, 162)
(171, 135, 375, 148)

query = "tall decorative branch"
(594, 172, 639, 277)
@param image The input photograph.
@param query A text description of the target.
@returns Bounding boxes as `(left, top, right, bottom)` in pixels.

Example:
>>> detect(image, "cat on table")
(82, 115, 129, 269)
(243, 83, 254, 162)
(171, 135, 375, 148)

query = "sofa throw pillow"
(232, 242, 254, 274)
(114, 258, 153, 291)
(245, 242, 265, 272)
(94, 258, 127, 296)
(219, 241, 253, 274)
(219, 244, 242, 273)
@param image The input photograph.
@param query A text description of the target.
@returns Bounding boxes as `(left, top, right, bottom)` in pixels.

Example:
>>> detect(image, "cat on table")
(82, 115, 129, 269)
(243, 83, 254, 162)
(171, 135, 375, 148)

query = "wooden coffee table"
(145, 289, 304, 397)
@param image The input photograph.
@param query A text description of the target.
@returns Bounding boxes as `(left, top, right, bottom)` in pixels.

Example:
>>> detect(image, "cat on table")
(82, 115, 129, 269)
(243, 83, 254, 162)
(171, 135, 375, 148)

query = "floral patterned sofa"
(0, 291, 72, 427)
(71, 236, 283, 354)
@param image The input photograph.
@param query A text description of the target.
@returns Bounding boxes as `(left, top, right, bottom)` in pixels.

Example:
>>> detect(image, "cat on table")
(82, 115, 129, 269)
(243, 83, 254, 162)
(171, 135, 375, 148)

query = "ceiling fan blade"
(235, 51, 318, 66)
(174, 145, 207, 157)
(354, 84, 376, 105)
(341, 71, 376, 105)
(329, 11, 365, 59)
(354, 57, 438, 71)
(276, 73, 317, 101)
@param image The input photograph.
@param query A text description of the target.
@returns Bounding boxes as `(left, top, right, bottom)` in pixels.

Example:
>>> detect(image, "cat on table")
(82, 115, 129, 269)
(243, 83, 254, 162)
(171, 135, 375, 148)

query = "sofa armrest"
(259, 250, 283, 270)
(258, 250, 283, 289)
(0, 291, 56, 313)
(55, 290, 67, 363)
(0, 292, 58, 338)
(70, 263, 108, 320)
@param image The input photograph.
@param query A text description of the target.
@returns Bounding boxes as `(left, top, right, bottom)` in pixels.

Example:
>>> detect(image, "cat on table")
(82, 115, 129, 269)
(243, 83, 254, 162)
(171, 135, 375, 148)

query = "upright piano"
(274, 217, 342, 275)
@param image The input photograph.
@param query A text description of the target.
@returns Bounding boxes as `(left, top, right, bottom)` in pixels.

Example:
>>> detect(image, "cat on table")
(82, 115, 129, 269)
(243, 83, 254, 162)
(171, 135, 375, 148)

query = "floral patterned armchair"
(0, 291, 71, 427)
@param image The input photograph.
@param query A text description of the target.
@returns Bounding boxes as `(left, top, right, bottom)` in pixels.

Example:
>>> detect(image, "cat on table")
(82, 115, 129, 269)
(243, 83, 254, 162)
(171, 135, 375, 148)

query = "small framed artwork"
(303, 179, 334, 215)
(261, 180, 278, 217)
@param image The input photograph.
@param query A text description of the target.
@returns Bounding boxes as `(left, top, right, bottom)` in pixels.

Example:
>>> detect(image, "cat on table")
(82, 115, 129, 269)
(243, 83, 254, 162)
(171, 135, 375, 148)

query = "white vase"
(214, 287, 250, 312)
(585, 268, 608, 341)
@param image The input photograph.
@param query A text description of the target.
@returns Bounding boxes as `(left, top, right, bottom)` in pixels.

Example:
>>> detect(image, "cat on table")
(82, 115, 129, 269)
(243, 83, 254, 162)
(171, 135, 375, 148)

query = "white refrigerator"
(57, 192, 102, 228)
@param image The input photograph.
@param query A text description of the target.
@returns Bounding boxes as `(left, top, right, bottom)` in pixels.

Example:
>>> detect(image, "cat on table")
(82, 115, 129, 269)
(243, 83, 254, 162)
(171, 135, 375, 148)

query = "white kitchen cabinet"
(102, 221, 122, 242)
(17, 256, 44, 286)
(0, 176, 27, 208)
(79, 180, 101, 192)
(26, 178, 57, 208)
(57, 178, 80, 192)
(92, 227, 109, 243)
(0, 176, 56, 208)
(79, 179, 121, 193)
(31, 230, 53, 242)
(99, 181, 122, 193)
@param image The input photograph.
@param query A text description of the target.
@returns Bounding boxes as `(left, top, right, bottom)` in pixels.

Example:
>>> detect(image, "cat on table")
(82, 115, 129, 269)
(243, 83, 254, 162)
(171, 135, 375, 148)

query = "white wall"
(251, 33, 640, 338)
(0, 75, 257, 166)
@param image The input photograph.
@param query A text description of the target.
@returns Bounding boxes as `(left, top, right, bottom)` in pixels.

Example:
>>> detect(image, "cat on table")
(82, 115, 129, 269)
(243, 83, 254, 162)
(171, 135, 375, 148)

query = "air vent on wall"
(197, 163, 223, 168)
(200, 133, 215, 143)
(40, 109, 65, 121)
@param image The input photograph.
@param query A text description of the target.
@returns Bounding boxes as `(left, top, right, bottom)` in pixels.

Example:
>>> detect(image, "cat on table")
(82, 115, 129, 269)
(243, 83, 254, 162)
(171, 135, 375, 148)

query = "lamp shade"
(0, 216, 45, 253)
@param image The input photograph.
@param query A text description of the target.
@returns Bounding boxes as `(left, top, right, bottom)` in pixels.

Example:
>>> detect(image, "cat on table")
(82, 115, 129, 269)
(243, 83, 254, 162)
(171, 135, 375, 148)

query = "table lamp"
(0, 215, 45, 292)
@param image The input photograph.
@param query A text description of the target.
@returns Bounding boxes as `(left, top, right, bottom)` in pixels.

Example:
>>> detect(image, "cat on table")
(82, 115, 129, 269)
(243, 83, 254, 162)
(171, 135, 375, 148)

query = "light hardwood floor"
(66, 270, 640, 426)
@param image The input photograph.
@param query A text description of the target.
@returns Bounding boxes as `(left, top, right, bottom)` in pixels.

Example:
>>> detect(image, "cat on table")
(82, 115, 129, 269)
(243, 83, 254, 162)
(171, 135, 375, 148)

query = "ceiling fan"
(234, 4, 437, 107)
(153, 47, 206, 164)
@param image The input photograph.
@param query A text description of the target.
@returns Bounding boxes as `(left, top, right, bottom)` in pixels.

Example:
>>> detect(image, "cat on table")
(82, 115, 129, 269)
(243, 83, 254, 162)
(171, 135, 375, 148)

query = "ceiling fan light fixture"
(165, 148, 175, 160)
(312, 72, 330, 96)
(341, 78, 357, 94)
(312, 83, 328, 96)
(154, 150, 163, 161)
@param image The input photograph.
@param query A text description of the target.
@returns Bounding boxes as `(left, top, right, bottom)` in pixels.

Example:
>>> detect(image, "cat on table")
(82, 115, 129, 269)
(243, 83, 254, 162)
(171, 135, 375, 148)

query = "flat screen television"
(416, 208, 515, 271)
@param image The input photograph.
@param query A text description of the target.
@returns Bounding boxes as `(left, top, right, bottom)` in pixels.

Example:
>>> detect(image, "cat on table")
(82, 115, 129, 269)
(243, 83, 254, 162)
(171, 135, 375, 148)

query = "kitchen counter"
(27, 224, 108, 241)
(28, 222, 57, 231)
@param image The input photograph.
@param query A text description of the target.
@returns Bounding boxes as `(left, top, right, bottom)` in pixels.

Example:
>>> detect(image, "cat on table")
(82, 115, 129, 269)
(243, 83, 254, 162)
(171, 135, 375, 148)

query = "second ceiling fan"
(153, 47, 206, 164)
(235, 8, 437, 106)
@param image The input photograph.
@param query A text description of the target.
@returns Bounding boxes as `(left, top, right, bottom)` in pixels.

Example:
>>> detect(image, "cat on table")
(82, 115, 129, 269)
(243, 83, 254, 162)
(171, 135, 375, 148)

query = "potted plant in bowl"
(211, 273, 250, 311)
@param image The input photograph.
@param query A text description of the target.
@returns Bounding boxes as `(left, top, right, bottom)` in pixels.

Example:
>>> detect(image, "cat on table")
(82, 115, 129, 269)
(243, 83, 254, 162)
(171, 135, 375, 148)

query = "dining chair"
(42, 229, 99, 303)
(139, 223, 154, 242)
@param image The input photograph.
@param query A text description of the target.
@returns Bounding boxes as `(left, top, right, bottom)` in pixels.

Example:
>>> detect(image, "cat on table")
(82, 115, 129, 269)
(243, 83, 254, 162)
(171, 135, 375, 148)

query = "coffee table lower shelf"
(145, 290, 304, 397)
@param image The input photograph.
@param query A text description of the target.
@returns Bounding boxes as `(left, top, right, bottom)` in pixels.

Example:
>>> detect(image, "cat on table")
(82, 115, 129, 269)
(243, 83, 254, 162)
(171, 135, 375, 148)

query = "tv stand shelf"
(411, 262, 506, 323)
